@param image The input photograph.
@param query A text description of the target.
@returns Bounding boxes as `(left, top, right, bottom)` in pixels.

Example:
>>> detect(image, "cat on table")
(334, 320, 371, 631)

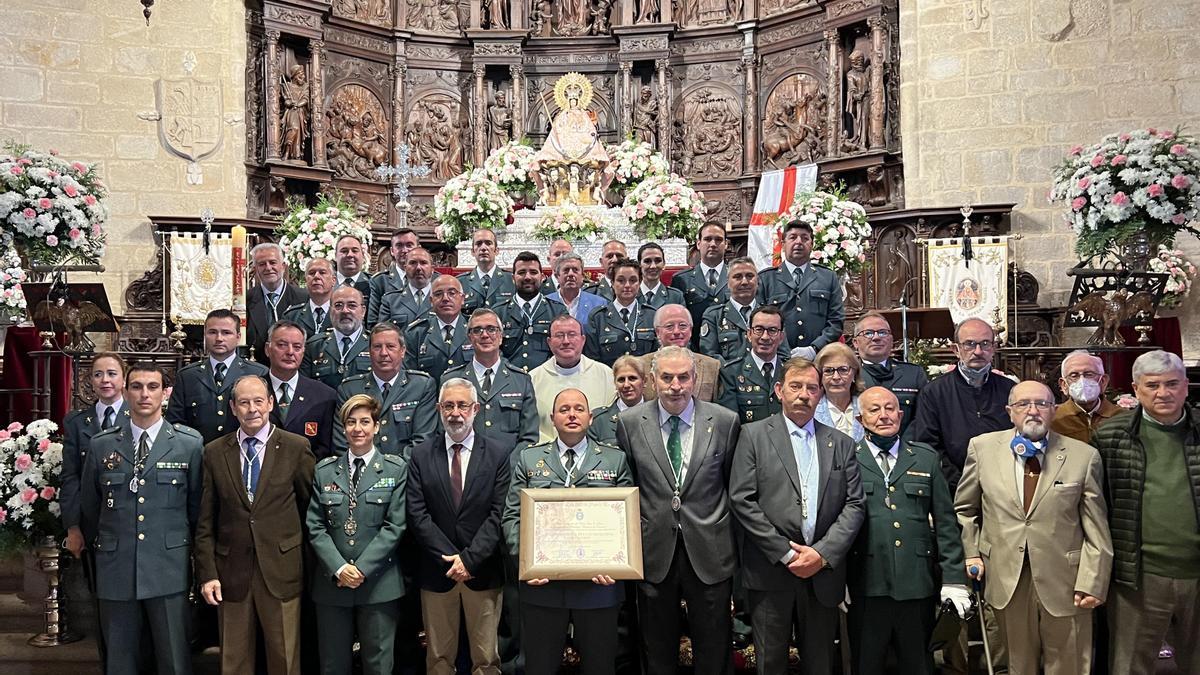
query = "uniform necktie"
(793, 267, 804, 288)
(381, 381, 392, 399)
(415, 289, 425, 305)
(214, 362, 227, 388)
(343, 277, 354, 287)
(878, 449, 892, 479)
(620, 307, 631, 327)
(135, 430, 150, 467)
(480, 274, 491, 294)
(341, 336, 353, 362)
(564, 448, 577, 483)
(267, 291, 279, 323)
(707, 267, 718, 289)
(740, 304, 750, 324)
(352, 457, 365, 492)
(481, 368, 493, 397)
(450, 443, 464, 508)
(523, 301, 534, 323)
(1023, 455, 1041, 513)
(643, 291, 654, 306)
(667, 416, 683, 477)
(314, 306, 325, 327)
(762, 360, 773, 383)
(278, 383, 290, 422)
(102, 406, 115, 430)
(443, 325, 454, 345)
(242, 438, 260, 498)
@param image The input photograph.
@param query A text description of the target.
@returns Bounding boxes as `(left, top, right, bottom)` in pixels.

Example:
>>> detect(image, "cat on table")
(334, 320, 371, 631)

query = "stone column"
(470, 0, 482, 28)
(474, 62, 487, 165)
(868, 16, 887, 149)
(655, 58, 669, 156)
(310, 39, 327, 168)
(741, 52, 758, 173)
(509, 63, 525, 140)
(265, 30, 281, 161)
(619, 61, 633, 136)
(824, 29, 841, 158)
(392, 59, 407, 165)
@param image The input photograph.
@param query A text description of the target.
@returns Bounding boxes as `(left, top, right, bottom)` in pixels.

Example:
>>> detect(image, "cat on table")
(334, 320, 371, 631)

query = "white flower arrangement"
(483, 140, 537, 198)
(532, 205, 607, 243)
(0, 246, 27, 322)
(433, 169, 513, 247)
(622, 173, 706, 241)
(0, 142, 108, 266)
(1147, 244, 1197, 308)
(606, 139, 670, 193)
(275, 194, 373, 279)
(1050, 127, 1200, 259)
(0, 420, 64, 552)
(779, 190, 872, 275)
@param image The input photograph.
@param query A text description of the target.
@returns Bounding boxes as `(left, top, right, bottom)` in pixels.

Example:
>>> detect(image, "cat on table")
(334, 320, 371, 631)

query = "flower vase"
(26, 535, 81, 647)
(1114, 230, 1155, 271)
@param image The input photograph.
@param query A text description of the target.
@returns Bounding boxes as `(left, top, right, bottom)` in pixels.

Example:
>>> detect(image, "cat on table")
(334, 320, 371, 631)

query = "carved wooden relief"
(332, 0, 392, 26)
(407, 0, 463, 32)
(677, 0, 743, 26)
(761, 72, 826, 169)
(673, 85, 742, 179)
(406, 91, 467, 180)
(325, 84, 391, 181)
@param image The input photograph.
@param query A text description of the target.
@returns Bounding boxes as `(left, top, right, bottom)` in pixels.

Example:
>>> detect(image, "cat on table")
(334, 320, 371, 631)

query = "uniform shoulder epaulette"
(810, 262, 833, 272)
(63, 408, 86, 424)
(281, 301, 306, 314)
(407, 368, 434, 381)
(316, 455, 339, 468)
(92, 425, 122, 439)
(382, 453, 407, 467)
(178, 360, 206, 373)
(171, 423, 203, 438)
(905, 440, 938, 456)
(406, 316, 428, 330)
(340, 373, 369, 385)
(595, 440, 620, 450)
(757, 265, 777, 275)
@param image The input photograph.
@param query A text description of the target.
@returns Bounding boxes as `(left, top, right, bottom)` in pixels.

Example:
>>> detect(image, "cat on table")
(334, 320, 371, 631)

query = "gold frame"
(518, 487, 644, 581)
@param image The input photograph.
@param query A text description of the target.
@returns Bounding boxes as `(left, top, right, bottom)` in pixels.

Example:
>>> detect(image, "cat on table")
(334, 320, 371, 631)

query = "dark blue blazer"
(269, 375, 337, 459)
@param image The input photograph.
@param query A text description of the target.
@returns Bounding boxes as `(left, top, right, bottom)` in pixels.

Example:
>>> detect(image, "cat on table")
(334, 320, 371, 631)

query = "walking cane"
(969, 565, 996, 675)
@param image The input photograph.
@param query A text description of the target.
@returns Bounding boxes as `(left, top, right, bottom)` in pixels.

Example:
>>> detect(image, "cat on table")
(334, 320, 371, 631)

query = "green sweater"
(1140, 414, 1200, 578)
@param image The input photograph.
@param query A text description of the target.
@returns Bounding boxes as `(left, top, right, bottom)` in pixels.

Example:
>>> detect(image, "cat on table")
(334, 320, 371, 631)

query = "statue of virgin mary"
(532, 73, 611, 205)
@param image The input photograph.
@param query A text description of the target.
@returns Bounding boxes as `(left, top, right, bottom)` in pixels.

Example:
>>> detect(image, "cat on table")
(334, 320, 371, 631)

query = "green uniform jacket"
(166, 357, 268, 444)
(699, 300, 754, 364)
(496, 295, 566, 373)
(367, 267, 406, 327)
(670, 264, 730, 349)
(334, 370, 437, 459)
(584, 303, 658, 367)
(458, 269, 517, 315)
(440, 359, 540, 448)
(717, 354, 783, 425)
(302, 329, 372, 391)
(281, 300, 332, 339)
(859, 360, 929, 440)
(403, 315, 474, 383)
(307, 452, 408, 606)
(847, 439, 966, 600)
(587, 401, 623, 445)
(755, 263, 844, 350)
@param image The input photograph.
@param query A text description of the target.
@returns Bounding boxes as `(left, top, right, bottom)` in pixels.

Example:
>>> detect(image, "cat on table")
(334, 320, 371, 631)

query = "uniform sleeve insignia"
(700, 323, 710, 337)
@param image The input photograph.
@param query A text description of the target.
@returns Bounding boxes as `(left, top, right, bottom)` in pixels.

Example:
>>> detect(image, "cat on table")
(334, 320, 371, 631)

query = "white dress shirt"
(270, 372, 300, 404)
(556, 436, 589, 486)
(445, 431, 475, 482)
(130, 417, 165, 454)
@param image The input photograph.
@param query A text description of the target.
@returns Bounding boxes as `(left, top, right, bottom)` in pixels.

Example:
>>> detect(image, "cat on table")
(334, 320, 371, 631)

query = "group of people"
(56, 218, 1198, 675)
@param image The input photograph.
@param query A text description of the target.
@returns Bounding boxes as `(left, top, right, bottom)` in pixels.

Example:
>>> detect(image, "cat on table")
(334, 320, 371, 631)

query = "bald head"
(1007, 380, 1056, 440)
(858, 386, 902, 436)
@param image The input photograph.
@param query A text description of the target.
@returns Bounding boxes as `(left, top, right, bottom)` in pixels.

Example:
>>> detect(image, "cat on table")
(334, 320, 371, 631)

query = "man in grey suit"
(615, 345, 742, 675)
(728, 357, 865, 674)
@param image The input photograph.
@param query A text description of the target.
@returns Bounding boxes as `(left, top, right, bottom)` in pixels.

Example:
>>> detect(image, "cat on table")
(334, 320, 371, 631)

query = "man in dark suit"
(404, 275, 474, 382)
(615, 346, 742, 675)
(335, 234, 373, 308)
(505, 388, 633, 675)
(167, 309, 269, 444)
(670, 223, 729, 348)
(728, 357, 865, 674)
(266, 320, 337, 458)
(282, 257, 335, 339)
(755, 220, 844, 361)
(196, 374, 316, 675)
(407, 377, 513, 675)
(247, 243, 308, 364)
(459, 228, 517, 314)
(368, 228, 418, 326)
(79, 364, 203, 675)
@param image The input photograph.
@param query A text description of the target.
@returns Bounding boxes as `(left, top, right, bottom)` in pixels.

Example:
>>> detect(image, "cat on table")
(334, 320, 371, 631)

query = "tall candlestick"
(231, 225, 248, 346)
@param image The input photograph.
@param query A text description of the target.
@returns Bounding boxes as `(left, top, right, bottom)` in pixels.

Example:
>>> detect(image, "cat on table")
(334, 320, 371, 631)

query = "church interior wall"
(899, 0, 1200, 359)
(0, 0, 249, 316)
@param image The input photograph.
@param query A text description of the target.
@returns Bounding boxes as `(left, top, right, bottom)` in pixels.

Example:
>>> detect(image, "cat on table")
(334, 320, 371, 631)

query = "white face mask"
(1068, 378, 1101, 404)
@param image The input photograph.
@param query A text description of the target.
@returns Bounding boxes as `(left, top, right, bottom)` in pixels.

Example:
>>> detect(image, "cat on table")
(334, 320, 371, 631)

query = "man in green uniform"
(459, 228, 517, 314)
(853, 311, 928, 439)
(302, 285, 372, 390)
(583, 240, 627, 301)
(718, 306, 787, 425)
(755, 220, 844, 361)
(670, 223, 730, 349)
(368, 228, 418, 326)
(699, 257, 761, 363)
(497, 251, 566, 373)
(404, 275, 474, 382)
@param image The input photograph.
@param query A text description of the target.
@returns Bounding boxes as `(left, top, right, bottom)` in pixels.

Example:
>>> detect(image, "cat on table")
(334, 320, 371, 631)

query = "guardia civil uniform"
(846, 438, 966, 675)
(440, 358, 540, 448)
(716, 353, 784, 424)
(582, 278, 614, 301)
(755, 261, 845, 350)
(302, 328, 371, 390)
(403, 314, 474, 383)
(458, 268, 517, 315)
(495, 294, 566, 373)
(334, 371, 437, 459)
(166, 355, 267, 444)
(637, 283, 685, 311)
(699, 300, 757, 364)
(281, 299, 333, 339)
(377, 286, 433, 328)
(307, 449, 408, 675)
(587, 401, 637, 445)
(859, 360, 929, 439)
(670, 263, 729, 348)
(367, 266, 407, 327)
(79, 420, 204, 675)
(583, 302, 657, 368)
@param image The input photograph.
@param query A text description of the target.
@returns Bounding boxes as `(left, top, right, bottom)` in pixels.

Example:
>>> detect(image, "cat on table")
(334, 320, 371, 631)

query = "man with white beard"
(955, 380, 1112, 675)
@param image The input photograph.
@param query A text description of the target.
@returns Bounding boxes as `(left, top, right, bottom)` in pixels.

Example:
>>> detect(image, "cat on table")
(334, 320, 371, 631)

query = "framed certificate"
(518, 487, 644, 581)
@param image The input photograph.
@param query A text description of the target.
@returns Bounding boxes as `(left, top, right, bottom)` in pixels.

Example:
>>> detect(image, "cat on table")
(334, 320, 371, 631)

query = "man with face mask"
(909, 318, 1015, 493)
(1051, 349, 1122, 444)
(956, 380, 1112, 675)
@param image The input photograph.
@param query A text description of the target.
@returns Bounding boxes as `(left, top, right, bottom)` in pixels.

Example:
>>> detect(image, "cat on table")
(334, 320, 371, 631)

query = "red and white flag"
(748, 163, 818, 269)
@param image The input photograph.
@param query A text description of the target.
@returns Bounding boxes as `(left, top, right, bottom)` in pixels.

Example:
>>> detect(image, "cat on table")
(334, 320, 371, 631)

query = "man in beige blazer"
(954, 380, 1112, 675)
(637, 304, 720, 402)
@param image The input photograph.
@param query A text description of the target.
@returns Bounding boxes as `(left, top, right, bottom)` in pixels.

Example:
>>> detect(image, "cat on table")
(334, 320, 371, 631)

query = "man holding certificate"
(502, 388, 633, 675)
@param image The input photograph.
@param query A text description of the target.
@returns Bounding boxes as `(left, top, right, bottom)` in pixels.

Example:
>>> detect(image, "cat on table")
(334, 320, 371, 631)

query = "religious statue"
(487, 91, 514, 151)
(530, 0, 551, 34)
(631, 84, 658, 147)
(483, 0, 510, 29)
(763, 77, 823, 167)
(590, 0, 615, 34)
(635, 0, 659, 23)
(280, 64, 310, 162)
(408, 0, 459, 31)
(411, 100, 465, 180)
(843, 50, 869, 150)
(532, 72, 611, 206)
(678, 89, 740, 178)
(553, 0, 593, 36)
(325, 84, 390, 181)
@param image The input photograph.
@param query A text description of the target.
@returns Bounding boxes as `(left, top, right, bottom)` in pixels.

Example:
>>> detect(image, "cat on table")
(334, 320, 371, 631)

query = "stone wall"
(0, 0, 247, 314)
(899, 0, 1200, 361)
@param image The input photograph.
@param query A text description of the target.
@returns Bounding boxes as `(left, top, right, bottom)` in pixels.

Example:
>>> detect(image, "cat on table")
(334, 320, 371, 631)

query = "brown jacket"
(195, 428, 316, 602)
(1050, 398, 1123, 445)
(638, 351, 721, 402)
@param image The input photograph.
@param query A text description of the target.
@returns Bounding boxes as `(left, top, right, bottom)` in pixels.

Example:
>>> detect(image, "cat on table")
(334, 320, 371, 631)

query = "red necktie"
(450, 443, 464, 508)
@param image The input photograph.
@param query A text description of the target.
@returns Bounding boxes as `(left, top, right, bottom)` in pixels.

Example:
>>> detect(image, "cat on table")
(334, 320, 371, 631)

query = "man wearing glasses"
(854, 311, 929, 438)
(529, 314, 616, 443)
(302, 286, 373, 390)
(717, 306, 787, 424)
(637, 304, 721, 402)
(1051, 349, 1122, 444)
(956, 380, 1111, 675)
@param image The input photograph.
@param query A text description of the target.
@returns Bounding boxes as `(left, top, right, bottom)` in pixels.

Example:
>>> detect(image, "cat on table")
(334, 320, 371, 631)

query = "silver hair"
(250, 242, 285, 261)
(1132, 350, 1186, 381)
(651, 345, 697, 375)
(1060, 349, 1105, 378)
(439, 377, 479, 404)
(305, 256, 334, 272)
(553, 251, 585, 276)
(653, 303, 691, 329)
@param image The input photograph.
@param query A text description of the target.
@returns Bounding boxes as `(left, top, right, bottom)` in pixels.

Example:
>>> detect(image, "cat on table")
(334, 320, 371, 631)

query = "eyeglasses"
(468, 326, 501, 336)
(1064, 371, 1102, 382)
(551, 332, 581, 341)
(659, 322, 690, 332)
(1008, 400, 1054, 411)
(438, 402, 475, 413)
(822, 366, 853, 377)
(749, 326, 783, 337)
(959, 340, 995, 352)
(857, 329, 892, 339)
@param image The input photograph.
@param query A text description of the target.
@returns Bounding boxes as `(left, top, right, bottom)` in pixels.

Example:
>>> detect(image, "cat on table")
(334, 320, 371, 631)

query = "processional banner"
(926, 237, 1010, 338)
(169, 232, 234, 325)
(747, 163, 818, 270)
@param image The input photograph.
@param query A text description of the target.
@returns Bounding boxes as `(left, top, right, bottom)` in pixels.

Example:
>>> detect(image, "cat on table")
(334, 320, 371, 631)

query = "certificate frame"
(518, 487, 644, 581)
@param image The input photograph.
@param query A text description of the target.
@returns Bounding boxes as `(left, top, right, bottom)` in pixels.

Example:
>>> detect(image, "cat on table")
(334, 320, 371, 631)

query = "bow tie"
(1010, 435, 1045, 459)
